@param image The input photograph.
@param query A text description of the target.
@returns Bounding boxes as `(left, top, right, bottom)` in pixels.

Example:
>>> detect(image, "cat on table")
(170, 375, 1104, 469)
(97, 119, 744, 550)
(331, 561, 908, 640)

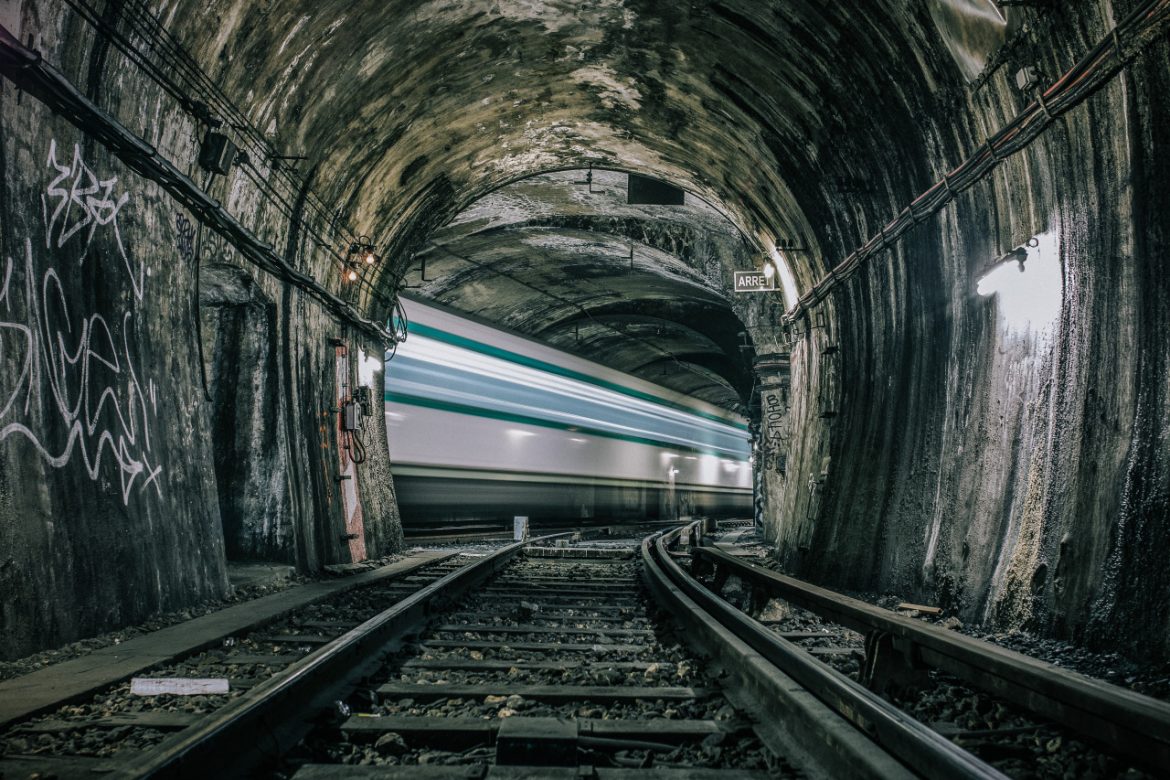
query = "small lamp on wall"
(344, 236, 380, 282)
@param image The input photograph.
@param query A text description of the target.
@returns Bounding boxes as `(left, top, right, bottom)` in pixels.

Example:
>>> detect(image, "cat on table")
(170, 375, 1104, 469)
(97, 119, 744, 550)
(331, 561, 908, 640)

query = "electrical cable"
(340, 404, 368, 465)
(112, 0, 349, 241)
(63, 0, 373, 292)
(385, 296, 409, 363)
(42, 0, 1170, 343)
(192, 169, 215, 403)
(0, 29, 397, 343)
(782, 0, 1170, 326)
(46, 0, 423, 335)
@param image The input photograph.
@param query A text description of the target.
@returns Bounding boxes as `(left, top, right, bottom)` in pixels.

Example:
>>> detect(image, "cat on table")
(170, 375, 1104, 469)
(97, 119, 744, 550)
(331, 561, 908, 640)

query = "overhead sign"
(628, 174, 686, 205)
(733, 271, 776, 293)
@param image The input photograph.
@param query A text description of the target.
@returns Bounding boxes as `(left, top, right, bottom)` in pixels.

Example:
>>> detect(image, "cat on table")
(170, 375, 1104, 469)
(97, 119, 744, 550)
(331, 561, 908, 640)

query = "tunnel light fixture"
(344, 235, 380, 282)
(769, 247, 800, 310)
(977, 233, 1061, 333)
(349, 235, 380, 265)
(762, 258, 776, 280)
(976, 239, 1035, 291)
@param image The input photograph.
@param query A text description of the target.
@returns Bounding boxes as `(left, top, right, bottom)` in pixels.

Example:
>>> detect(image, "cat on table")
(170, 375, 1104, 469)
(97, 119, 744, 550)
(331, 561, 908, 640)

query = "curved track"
(687, 533, 1170, 777)
(4, 526, 1161, 778)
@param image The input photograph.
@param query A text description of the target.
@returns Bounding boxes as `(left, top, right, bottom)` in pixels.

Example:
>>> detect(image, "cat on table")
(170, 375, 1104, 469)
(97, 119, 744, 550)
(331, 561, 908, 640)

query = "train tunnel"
(0, 0, 1168, 686)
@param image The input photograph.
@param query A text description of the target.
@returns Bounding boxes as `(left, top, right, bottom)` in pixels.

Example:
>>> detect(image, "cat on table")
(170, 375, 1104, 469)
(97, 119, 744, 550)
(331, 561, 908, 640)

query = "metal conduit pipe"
(0, 25, 395, 347)
(782, 0, 1170, 326)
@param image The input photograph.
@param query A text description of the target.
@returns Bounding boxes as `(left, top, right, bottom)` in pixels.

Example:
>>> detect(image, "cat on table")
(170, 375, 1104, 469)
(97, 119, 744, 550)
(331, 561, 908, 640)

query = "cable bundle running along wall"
(55, 0, 407, 324)
(0, 24, 394, 344)
(781, 0, 1170, 326)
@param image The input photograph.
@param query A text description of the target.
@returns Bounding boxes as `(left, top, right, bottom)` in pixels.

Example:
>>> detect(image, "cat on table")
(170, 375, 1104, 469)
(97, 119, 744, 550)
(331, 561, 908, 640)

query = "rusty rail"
(692, 544, 1170, 773)
(644, 526, 1006, 779)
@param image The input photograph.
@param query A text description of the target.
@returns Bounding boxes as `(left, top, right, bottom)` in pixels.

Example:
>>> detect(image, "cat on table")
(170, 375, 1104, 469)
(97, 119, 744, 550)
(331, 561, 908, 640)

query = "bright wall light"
(506, 429, 537, 438)
(770, 247, 799, 311)
(358, 349, 382, 387)
(977, 232, 1062, 335)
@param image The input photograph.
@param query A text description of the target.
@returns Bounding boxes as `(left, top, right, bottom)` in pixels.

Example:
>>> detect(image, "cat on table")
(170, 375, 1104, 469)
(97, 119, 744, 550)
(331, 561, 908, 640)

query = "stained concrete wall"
(3, 0, 1167, 665)
(767, 10, 1170, 660)
(0, 3, 402, 659)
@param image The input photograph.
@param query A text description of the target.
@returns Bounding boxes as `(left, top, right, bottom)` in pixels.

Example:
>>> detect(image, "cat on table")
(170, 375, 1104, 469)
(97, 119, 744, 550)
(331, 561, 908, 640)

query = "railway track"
(0, 550, 481, 779)
(289, 547, 792, 778)
(688, 533, 1170, 777)
(1, 524, 1164, 778)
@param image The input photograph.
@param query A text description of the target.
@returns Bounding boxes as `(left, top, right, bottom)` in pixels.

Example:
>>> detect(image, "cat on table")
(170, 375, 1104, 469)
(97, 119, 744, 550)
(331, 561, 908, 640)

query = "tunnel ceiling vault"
(403, 169, 755, 410)
(161, 0, 991, 409)
(174, 0, 966, 315)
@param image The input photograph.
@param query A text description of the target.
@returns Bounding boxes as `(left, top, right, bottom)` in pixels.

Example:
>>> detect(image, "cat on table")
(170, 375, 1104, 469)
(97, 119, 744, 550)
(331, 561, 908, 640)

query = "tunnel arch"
(379, 165, 780, 412)
(0, 0, 1167, 666)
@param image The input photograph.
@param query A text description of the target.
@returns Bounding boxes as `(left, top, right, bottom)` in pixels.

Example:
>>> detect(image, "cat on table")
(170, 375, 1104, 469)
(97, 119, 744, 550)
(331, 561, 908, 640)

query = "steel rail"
(110, 533, 570, 779)
(692, 544, 1170, 773)
(0, 25, 394, 346)
(640, 526, 912, 779)
(645, 526, 1006, 780)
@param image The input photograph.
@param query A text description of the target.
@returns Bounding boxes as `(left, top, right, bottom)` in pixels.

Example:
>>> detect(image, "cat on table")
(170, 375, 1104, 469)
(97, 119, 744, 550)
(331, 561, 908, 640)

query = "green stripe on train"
(392, 464, 752, 493)
(385, 392, 748, 460)
(404, 321, 749, 431)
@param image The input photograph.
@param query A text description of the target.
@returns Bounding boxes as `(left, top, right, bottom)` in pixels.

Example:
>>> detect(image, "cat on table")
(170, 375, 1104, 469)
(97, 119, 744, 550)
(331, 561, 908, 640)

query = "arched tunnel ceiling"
(172, 0, 991, 408)
(408, 169, 755, 409)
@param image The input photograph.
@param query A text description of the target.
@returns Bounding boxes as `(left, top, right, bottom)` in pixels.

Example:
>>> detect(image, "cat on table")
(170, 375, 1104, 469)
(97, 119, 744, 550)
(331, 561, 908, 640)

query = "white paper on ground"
(130, 677, 230, 696)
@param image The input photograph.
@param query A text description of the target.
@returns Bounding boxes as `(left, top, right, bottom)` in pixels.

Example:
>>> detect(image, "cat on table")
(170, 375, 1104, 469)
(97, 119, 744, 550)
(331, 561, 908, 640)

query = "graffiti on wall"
(0, 140, 164, 504)
(761, 383, 789, 476)
(42, 140, 143, 300)
(175, 214, 195, 262)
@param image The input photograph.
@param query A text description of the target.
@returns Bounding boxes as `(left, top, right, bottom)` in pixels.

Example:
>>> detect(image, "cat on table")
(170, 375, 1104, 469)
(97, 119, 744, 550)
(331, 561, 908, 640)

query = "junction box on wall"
(354, 386, 374, 417)
(342, 399, 361, 432)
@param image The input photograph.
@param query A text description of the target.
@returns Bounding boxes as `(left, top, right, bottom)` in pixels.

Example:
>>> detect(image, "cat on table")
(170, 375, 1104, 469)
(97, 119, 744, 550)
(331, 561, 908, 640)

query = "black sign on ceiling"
(627, 174, 686, 205)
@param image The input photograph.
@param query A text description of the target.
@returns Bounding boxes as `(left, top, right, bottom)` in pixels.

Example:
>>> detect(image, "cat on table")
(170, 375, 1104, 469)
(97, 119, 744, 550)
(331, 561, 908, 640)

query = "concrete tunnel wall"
(0, 0, 1167, 662)
(0, 2, 404, 660)
(768, 9, 1170, 661)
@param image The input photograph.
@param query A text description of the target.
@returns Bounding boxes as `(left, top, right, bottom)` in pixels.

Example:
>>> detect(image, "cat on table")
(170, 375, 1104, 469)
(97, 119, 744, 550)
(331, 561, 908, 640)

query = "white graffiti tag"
(40, 140, 141, 300)
(0, 141, 163, 504)
(761, 385, 790, 475)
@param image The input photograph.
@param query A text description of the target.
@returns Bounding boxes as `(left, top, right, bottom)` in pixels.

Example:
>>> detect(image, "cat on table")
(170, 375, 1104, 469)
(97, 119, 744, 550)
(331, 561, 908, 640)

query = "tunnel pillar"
(753, 352, 791, 539)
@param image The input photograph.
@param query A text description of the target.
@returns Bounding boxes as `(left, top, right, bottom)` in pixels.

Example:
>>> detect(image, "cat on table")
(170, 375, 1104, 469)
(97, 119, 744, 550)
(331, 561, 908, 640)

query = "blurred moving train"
(384, 296, 753, 533)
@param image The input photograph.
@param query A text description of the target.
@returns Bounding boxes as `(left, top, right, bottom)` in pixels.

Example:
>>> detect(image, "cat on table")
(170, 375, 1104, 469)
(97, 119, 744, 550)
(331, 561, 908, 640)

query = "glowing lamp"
(348, 235, 380, 268)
